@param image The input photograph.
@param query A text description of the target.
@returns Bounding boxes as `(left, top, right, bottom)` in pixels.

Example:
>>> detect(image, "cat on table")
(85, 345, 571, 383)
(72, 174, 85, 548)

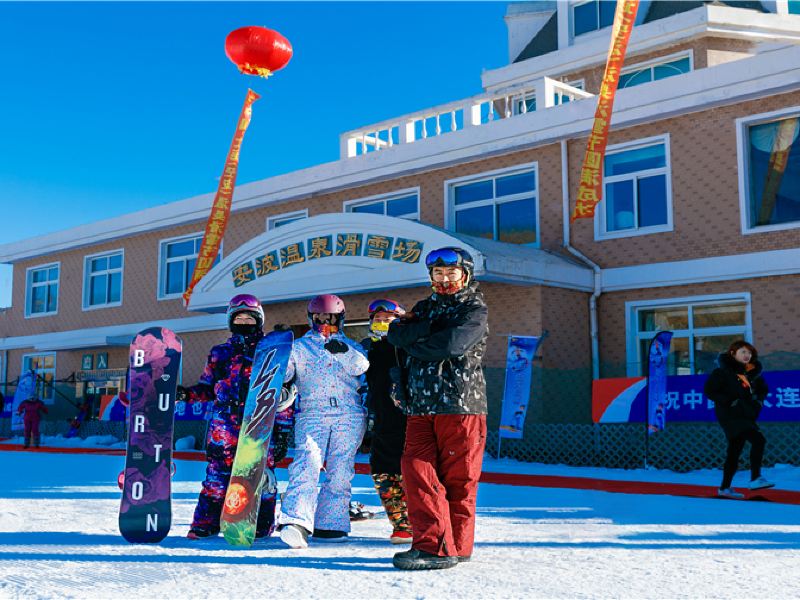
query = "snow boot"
(349, 501, 375, 521)
(312, 529, 348, 543)
(393, 548, 458, 571)
(279, 524, 310, 549)
(187, 528, 217, 540)
(749, 476, 775, 490)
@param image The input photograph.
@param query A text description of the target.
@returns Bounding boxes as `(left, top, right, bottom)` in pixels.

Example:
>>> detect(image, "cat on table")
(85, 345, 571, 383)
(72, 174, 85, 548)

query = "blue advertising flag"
(11, 370, 37, 433)
(647, 331, 673, 434)
(499, 336, 541, 440)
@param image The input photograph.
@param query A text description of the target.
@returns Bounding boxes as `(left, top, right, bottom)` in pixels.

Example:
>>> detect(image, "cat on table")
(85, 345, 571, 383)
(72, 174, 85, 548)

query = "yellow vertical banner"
(571, 0, 640, 222)
(183, 89, 260, 306)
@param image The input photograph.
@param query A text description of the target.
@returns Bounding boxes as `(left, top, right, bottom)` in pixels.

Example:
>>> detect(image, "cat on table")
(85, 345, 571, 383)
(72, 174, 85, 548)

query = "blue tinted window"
(496, 171, 536, 197)
(638, 174, 668, 227)
(109, 272, 122, 303)
(789, 0, 800, 13)
(599, 0, 617, 27)
(605, 180, 635, 231)
(167, 239, 194, 259)
(574, 1, 598, 36)
(455, 205, 493, 239)
(654, 57, 690, 80)
(90, 274, 106, 306)
(352, 202, 384, 215)
(605, 144, 666, 177)
(32, 269, 47, 283)
(165, 261, 185, 295)
(619, 69, 651, 89)
(454, 180, 493, 205)
(497, 199, 537, 244)
(747, 117, 800, 227)
(387, 195, 418, 217)
(108, 253, 122, 270)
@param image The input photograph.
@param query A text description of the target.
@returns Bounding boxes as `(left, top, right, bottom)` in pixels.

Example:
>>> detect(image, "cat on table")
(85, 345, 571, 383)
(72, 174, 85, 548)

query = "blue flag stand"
(644, 331, 673, 469)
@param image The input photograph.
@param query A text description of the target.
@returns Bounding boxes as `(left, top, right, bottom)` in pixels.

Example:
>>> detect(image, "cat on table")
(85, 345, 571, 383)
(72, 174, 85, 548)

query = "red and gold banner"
(571, 0, 640, 222)
(183, 89, 260, 306)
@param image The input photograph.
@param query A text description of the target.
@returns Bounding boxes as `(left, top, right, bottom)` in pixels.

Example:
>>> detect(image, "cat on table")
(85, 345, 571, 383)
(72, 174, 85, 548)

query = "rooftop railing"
(340, 77, 593, 158)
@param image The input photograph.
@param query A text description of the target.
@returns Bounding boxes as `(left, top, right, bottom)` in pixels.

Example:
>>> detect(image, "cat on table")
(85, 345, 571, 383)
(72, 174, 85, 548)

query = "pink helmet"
(227, 294, 264, 330)
(307, 294, 346, 331)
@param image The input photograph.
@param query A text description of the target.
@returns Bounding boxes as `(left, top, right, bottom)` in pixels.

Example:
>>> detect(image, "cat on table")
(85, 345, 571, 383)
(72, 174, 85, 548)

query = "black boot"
(393, 548, 458, 570)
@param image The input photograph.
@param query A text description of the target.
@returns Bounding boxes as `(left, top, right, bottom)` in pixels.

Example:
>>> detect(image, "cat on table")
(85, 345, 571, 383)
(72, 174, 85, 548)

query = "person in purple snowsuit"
(178, 294, 296, 539)
(17, 396, 48, 448)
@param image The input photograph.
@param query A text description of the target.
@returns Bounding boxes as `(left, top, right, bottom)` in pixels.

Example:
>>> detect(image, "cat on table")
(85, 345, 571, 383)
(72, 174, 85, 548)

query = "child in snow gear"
(277, 294, 369, 548)
(180, 294, 296, 539)
(17, 396, 48, 448)
(362, 298, 412, 544)
(704, 340, 774, 499)
(388, 247, 488, 570)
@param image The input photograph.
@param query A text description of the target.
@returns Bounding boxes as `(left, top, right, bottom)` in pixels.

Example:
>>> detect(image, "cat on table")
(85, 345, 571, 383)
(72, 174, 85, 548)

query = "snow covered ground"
(1, 450, 800, 600)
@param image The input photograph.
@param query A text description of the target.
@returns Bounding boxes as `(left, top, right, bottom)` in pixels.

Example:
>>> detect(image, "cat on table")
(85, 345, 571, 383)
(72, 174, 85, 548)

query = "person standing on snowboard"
(17, 395, 48, 448)
(179, 294, 296, 540)
(361, 298, 412, 545)
(277, 294, 369, 549)
(388, 247, 489, 571)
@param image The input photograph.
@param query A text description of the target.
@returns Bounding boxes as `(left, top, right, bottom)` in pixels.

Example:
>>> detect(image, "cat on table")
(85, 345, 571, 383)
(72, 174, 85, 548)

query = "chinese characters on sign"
(231, 233, 424, 287)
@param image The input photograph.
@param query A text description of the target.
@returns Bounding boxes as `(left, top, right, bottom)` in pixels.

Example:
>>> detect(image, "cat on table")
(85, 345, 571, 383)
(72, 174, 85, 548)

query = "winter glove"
(272, 429, 291, 463)
(367, 412, 376, 432)
(277, 384, 297, 412)
(273, 323, 292, 332)
(388, 366, 408, 409)
(324, 339, 349, 354)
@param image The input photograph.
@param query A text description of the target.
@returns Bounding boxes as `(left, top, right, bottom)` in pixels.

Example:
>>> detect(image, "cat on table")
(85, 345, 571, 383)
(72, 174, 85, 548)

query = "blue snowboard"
(220, 329, 293, 547)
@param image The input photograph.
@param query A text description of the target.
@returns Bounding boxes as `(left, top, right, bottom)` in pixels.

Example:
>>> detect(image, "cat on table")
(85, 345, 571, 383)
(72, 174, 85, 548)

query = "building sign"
(97, 353, 109, 369)
(593, 370, 800, 423)
(231, 230, 424, 288)
(81, 354, 94, 370)
(76, 368, 127, 382)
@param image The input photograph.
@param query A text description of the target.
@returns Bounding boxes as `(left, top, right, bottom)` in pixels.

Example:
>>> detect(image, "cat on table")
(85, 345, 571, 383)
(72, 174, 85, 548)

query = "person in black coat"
(704, 340, 774, 498)
(361, 298, 412, 545)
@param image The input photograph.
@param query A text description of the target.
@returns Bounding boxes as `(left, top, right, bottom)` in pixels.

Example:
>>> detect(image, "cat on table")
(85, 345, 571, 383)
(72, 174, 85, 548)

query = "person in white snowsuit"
(277, 294, 369, 548)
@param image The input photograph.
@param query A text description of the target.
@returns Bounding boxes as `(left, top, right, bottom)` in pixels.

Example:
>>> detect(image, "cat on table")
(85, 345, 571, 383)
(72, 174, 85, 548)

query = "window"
(448, 165, 539, 245)
(739, 112, 800, 232)
(619, 55, 692, 90)
(267, 209, 308, 230)
(597, 137, 672, 239)
(22, 353, 56, 403)
(344, 190, 420, 220)
(158, 233, 221, 299)
(628, 296, 750, 376)
(573, 0, 616, 37)
(25, 263, 59, 317)
(790, 0, 800, 14)
(83, 250, 123, 309)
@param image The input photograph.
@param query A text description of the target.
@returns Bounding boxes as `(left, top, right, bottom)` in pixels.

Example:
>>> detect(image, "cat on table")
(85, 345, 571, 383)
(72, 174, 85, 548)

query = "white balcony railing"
(340, 77, 593, 158)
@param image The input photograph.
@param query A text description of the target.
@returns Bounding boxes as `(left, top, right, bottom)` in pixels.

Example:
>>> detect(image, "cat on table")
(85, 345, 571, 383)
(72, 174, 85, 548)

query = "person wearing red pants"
(17, 396, 48, 448)
(387, 247, 488, 571)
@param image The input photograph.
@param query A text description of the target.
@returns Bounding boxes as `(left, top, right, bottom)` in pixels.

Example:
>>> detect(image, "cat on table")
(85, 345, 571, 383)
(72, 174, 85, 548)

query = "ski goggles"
(368, 299, 404, 316)
(425, 248, 462, 269)
(229, 294, 261, 310)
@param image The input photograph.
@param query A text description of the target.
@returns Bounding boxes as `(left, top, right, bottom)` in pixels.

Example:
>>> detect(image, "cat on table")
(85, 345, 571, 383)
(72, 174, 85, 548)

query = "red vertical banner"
(571, 0, 640, 222)
(183, 89, 260, 306)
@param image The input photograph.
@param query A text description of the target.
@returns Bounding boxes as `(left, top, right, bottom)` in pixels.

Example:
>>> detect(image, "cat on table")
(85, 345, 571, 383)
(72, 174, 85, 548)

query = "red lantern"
(225, 26, 293, 78)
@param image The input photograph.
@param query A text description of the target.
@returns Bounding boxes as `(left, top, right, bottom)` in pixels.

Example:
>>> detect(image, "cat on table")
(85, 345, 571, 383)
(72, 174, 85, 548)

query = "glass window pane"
(195, 237, 203, 253)
(351, 201, 384, 215)
(31, 285, 46, 313)
(694, 334, 743, 375)
(91, 257, 108, 273)
(273, 216, 303, 228)
(90, 274, 106, 305)
(654, 57, 690, 80)
(455, 205, 494, 239)
(692, 303, 746, 328)
(747, 117, 800, 227)
(387, 195, 418, 217)
(496, 171, 536, 197)
(165, 261, 184, 295)
(108, 253, 122, 270)
(638, 306, 688, 332)
(32, 269, 47, 283)
(47, 284, 57, 312)
(605, 143, 666, 176)
(637, 174, 668, 228)
(790, 0, 800, 14)
(515, 96, 536, 114)
(48, 267, 58, 281)
(619, 68, 652, 89)
(497, 198, 537, 244)
(638, 336, 690, 376)
(605, 179, 635, 231)
(108, 272, 121, 303)
(167, 239, 195, 258)
(44, 355, 54, 368)
(454, 180, 493, 205)
(574, 1, 598, 36)
(599, 0, 616, 27)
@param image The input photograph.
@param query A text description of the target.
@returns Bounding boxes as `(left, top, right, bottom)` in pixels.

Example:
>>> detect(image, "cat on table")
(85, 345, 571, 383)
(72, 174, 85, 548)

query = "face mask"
(230, 323, 260, 336)
(369, 320, 390, 340)
(431, 278, 466, 295)
(314, 323, 338, 338)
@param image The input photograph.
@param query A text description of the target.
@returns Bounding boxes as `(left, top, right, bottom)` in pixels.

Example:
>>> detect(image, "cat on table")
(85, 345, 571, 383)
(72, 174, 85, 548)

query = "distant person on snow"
(17, 395, 48, 448)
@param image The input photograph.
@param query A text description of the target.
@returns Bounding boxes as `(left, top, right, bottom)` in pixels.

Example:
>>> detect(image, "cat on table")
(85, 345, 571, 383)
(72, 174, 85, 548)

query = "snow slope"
(1, 451, 799, 599)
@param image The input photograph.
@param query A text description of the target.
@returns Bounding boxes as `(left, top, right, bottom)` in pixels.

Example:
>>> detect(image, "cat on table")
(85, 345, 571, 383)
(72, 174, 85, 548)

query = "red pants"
(24, 417, 41, 444)
(401, 414, 486, 557)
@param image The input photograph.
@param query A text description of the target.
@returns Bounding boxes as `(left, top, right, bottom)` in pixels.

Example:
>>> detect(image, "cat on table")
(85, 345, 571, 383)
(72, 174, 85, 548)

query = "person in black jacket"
(704, 340, 774, 498)
(361, 298, 412, 545)
(388, 247, 488, 571)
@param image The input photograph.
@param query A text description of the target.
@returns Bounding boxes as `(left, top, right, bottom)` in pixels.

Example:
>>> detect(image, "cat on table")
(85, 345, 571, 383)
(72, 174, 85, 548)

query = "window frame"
(82, 249, 124, 311)
(617, 50, 694, 90)
(736, 105, 800, 235)
(343, 187, 421, 221)
(157, 232, 223, 301)
(594, 134, 674, 241)
(444, 162, 540, 247)
(571, 0, 617, 38)
(266, 209, 309, 231)
(625, 293, 752, 377)
(24, 261, 60, 319)
(21, 352, 57, 404)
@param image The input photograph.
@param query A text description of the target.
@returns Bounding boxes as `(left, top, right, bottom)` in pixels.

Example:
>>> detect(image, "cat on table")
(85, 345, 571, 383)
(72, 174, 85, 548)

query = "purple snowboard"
(119, 327, 182, 544)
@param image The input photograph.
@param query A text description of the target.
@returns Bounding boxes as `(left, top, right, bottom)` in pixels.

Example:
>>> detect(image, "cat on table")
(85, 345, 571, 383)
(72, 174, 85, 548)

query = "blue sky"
(0, 1, 510, 306)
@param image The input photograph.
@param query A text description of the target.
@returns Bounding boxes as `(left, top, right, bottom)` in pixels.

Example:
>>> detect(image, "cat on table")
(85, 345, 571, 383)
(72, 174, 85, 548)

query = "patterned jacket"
(286, 330, 369, 416)
(387, 281, 488, 415)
